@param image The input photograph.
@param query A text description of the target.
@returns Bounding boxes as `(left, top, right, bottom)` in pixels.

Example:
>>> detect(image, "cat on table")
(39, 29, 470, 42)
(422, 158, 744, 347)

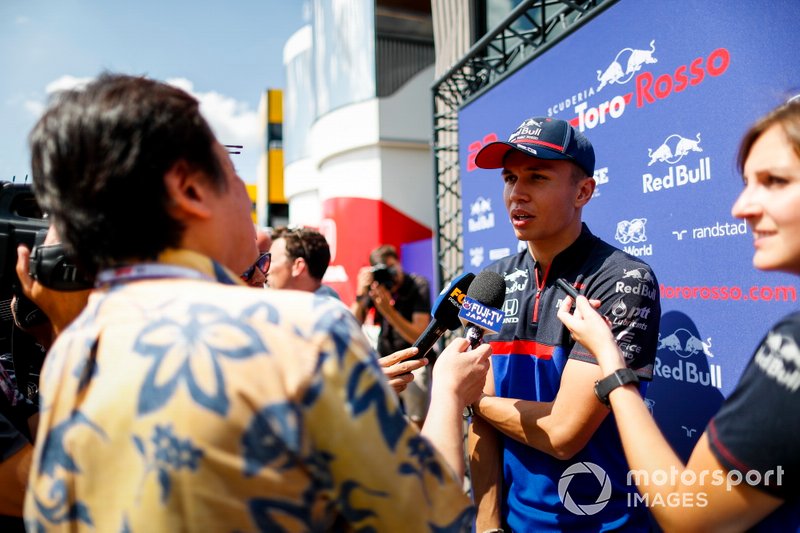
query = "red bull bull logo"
(754, 330, 800, 392)
(596, 40, 659, 92)
(647, 133, 703, 166)
(655, 328, 721, 389)
(468, 196, 495, 232)
(615, 267, 657, 300)
(642, 131, 711, 194)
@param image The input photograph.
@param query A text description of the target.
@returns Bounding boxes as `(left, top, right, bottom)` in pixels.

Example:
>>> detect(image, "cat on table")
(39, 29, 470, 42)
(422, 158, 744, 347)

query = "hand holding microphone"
(410, 271, 475, 359)
(453, 270, 506, 417)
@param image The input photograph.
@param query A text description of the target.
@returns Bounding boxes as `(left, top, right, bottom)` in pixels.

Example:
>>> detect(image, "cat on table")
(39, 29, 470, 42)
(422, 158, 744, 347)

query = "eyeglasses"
(240, 252, 271, 283)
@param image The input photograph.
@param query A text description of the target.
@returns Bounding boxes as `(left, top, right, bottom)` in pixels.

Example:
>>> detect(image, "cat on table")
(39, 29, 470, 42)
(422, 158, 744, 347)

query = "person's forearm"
(421, 394, 465, 480)
(608, 385, 686, 483)
(0, 444, 32, 516)
(474, 395, 571, 456)
(468, 415, 503, 530)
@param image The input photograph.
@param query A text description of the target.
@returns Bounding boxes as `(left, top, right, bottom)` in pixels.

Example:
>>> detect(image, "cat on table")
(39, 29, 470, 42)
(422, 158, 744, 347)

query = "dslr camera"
(370, 263, 397, 289)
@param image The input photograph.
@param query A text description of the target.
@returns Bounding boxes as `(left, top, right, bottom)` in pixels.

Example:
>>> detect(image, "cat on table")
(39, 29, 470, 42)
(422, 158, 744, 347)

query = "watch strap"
(594, 368, 639, 407)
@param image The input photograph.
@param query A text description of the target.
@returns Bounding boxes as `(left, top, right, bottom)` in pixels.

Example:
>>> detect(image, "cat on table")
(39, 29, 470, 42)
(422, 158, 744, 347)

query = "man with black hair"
(23, 73, 491, 532)
(468, 117, 661, 532)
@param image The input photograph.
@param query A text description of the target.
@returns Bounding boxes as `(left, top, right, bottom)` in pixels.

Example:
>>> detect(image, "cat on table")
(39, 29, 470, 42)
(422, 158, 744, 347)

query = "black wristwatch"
(594, 368, 639, 407)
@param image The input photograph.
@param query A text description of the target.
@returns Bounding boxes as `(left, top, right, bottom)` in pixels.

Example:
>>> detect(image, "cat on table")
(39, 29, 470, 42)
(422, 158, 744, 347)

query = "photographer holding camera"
(0, 222, 91, 531)
(351, 244, 432, 423)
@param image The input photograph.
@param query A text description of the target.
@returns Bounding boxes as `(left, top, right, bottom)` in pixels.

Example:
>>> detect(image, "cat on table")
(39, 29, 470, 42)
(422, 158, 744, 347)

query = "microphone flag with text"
(410, 271, 475, 359)
(458, 270, 506, 348)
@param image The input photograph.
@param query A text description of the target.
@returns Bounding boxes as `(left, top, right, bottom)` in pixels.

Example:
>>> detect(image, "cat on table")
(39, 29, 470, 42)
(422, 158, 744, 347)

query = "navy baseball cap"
(475, 117, 595, 176)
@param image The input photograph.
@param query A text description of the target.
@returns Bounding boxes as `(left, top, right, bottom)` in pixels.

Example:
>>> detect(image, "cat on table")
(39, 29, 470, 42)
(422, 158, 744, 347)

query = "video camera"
(370, 263, 397, 289)
(0, 182, 49, 337)
(0, 182, 93, 398)
(0, 182, 49, 398)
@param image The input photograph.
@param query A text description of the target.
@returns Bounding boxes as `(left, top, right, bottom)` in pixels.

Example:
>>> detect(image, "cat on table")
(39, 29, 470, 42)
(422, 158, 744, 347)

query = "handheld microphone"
(458, 270, 506, 348)
(410, 272, 475, 359)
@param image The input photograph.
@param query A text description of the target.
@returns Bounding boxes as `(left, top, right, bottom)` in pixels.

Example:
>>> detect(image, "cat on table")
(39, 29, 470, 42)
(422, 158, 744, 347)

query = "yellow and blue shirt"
(25, 250, 472, 532)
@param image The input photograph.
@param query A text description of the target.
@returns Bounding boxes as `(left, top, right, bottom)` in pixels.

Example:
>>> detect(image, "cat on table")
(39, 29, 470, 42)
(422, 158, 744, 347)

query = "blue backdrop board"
(459, 0, 799, 460)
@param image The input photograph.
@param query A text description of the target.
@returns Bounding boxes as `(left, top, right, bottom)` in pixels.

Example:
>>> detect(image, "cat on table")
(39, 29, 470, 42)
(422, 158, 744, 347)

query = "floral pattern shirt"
(25, 250, 472, 532)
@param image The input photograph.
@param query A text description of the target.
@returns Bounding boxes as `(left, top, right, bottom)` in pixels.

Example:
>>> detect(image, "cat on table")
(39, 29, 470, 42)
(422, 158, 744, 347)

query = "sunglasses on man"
(240, 252, 271, 283)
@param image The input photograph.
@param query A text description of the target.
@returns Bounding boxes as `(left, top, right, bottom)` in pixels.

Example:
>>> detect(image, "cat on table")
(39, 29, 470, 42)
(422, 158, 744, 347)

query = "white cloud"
(45, 75, 93, 94)
(23, 100, 44, 117)
(24, 76, 260, 151)
(165, 77, 260, 148)
(22, 75, 94, 118)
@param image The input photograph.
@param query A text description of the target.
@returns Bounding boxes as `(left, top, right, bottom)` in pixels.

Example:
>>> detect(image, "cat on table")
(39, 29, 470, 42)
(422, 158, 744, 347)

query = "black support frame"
(431, 0, 617, 290)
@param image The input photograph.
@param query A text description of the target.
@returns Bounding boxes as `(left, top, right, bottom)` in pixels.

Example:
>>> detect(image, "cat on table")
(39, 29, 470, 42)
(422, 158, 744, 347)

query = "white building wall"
(282, 20, 436, 232)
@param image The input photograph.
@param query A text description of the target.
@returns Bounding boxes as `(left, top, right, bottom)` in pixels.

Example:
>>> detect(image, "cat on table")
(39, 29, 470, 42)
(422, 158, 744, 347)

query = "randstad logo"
(468, 196, 495, 232)
(596, 40, 658, 92)
(558, 462, 612, 516)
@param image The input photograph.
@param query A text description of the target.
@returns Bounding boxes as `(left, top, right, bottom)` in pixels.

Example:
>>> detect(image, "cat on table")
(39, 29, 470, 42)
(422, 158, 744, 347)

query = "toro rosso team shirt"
(483, 224, 661, 532)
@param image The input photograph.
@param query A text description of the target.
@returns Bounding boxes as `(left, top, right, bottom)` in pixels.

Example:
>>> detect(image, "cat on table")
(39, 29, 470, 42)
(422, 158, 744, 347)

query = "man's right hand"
(431, 338, 491, 408)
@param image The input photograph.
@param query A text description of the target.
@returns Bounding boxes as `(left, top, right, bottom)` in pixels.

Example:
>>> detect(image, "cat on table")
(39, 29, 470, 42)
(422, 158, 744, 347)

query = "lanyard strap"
(95, 264, 213, 286)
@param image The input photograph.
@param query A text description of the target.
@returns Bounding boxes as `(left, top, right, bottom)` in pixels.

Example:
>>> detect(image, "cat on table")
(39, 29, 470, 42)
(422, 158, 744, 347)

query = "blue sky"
(0, 0, 307, 184)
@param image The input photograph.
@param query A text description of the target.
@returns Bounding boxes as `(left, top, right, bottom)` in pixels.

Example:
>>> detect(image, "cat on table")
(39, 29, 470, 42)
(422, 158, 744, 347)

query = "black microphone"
(458, 270, 506, 348)
(409, 271, 475, 359)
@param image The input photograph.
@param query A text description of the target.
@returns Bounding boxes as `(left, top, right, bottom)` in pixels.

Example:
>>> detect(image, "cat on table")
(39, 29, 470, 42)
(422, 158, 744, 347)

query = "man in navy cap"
(467, 117, 661, 532)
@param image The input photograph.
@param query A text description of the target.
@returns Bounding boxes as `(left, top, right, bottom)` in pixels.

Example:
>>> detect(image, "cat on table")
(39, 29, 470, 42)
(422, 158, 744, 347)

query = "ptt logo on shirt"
(459, 297, 504, 333)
